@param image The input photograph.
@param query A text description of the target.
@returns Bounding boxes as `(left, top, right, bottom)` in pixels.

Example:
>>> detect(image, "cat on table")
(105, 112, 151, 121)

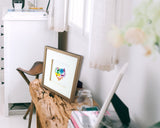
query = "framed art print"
(42, 46, 83, 102)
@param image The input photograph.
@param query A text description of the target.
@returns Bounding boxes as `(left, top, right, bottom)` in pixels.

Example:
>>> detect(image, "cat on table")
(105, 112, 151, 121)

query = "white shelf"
(3, 11, 58, 116)
(3, 11, 48, 21)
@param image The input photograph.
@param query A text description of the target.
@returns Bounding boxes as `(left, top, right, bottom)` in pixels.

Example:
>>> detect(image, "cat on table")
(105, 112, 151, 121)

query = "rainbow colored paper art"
(55, 67, 65, 81)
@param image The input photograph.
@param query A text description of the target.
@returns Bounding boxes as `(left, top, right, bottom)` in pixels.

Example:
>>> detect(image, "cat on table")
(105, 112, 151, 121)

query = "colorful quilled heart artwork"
(55, 67, 65, 81)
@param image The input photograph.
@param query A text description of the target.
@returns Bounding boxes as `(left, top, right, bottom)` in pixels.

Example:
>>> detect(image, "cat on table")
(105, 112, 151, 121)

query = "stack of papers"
(69, 111, 112, 128)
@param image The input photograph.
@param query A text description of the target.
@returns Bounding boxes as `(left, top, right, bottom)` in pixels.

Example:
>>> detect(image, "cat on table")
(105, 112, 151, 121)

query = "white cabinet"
(3, 11, 58, 115)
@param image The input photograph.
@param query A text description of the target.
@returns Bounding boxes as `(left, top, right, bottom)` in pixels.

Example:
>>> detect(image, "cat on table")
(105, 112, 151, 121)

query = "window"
(68, 0, 91, 35)
(69, 0, 84, 28)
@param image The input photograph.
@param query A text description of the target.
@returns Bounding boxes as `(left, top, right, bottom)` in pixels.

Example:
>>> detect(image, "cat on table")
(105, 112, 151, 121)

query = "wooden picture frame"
(42, 46, 83, 102)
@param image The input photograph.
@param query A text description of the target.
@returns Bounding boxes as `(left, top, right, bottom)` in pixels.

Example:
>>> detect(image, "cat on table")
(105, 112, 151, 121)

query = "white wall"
(62, 1, 160, 128)
(123, 46, 160, 127)
(0, 0, 11, 22)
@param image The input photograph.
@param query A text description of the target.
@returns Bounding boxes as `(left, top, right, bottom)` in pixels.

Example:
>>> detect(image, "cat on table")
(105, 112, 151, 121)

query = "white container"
(14, 3, 23, 10)
(3, 11, 58, 116)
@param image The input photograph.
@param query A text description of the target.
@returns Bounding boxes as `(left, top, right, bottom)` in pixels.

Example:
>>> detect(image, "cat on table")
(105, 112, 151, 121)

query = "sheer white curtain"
(48, 0, 69, 32)
(89, 0, 131, 71)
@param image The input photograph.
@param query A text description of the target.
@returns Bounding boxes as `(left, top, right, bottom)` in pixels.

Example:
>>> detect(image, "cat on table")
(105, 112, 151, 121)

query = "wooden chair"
(16, 61, 43, 128)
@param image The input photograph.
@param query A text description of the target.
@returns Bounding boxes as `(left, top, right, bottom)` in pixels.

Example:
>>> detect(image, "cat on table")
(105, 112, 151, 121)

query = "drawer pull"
(1, 58, 4, 61)
(1, 33, 4, 36)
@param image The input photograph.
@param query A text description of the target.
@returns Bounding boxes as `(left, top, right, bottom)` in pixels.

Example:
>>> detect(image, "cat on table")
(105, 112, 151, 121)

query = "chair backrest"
(28, 61, 43, 76)
(16, 61, 43, 85)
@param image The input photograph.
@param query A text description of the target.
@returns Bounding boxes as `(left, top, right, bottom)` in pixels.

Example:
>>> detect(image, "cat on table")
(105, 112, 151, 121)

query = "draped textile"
(48, 0, 69, 32)
(89, 0, 131, 71)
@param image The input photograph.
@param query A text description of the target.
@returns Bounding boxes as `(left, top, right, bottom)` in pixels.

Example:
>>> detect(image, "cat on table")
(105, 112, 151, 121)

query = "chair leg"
(28, 101, 34, 128)
(23, 104, 31, 119)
